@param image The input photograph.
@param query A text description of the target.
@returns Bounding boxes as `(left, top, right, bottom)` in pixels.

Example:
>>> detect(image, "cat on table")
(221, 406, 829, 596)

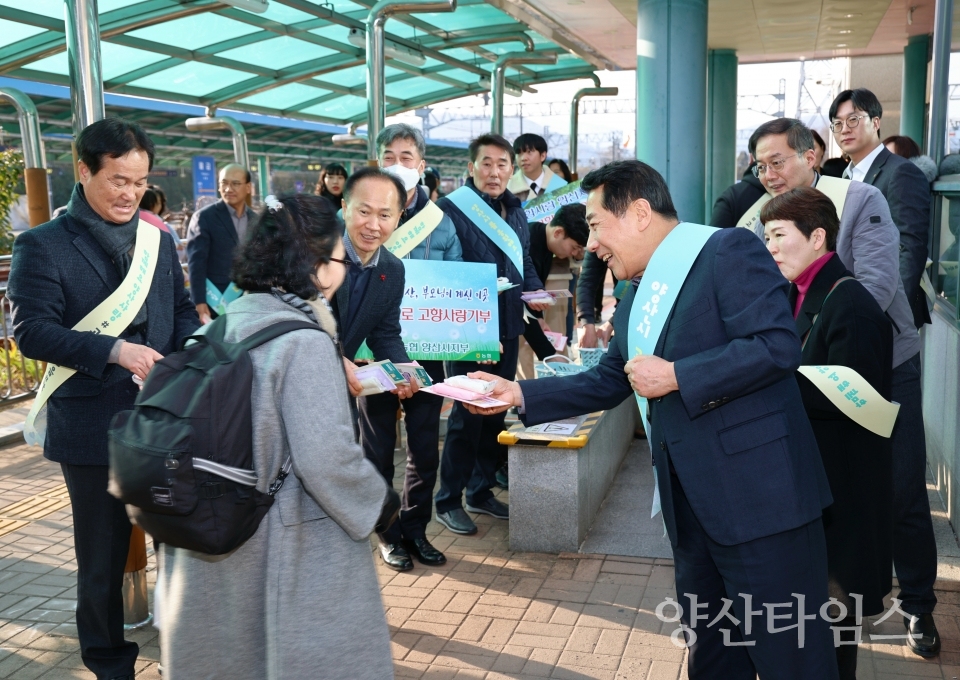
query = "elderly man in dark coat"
(7, 118, 198, 680)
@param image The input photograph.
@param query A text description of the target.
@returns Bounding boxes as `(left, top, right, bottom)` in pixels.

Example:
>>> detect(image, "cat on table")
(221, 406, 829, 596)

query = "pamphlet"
(394, 362, 434, 388)
(353, 360, 407, 397)
(543, 331, 568, 352)
(420, 382, 511, 408)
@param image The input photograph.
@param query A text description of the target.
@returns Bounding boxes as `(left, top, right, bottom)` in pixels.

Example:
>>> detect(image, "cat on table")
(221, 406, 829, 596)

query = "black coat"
(436, 179, 543, 341)
(8, 211, 199, 465)
(331, 246, 409, 364)
(522, 222, 559, 359)
(862, 146, 933, 328)
(792, 253, 893, 616)
(710, 171, 766, 228)
(185, 200, 252, 306)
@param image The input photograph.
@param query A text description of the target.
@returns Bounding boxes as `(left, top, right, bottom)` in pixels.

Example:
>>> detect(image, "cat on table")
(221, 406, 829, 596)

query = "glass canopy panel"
(438, 48, 489, 65)
(301, 95, 367, 119)
(98, 0, 134, 12)
(0, 19, 45, 47)
(128, 14, 261, 51)
(128, 62, 252, 97)
(258, 3, 316, 25)
(16, 0, 60, 19)
(309, 25, 353, 43)
(215, 36, 338, 71)
(391, 78, 453, 100)
(238, 82, 330, 109)
(318, 64, 367, 87)
(19, 51, 68, 76)
(438, 68, 483, 85)
(101, 42, 169, 81)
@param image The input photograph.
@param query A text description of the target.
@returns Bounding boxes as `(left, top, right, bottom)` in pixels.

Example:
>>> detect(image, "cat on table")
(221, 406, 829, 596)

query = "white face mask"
(383, 163, 422, 192)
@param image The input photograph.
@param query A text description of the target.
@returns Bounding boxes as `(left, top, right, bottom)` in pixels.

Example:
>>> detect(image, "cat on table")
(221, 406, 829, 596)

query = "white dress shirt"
(526, 170, 546, 196)
(843, 143, 884, 183)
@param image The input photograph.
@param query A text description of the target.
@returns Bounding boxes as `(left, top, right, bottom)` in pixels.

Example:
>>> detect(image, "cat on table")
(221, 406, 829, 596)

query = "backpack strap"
(239, 320, 323, 351)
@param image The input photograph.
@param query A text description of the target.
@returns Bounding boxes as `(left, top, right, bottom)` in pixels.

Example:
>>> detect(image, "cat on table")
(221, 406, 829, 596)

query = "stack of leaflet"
(521, 289, 573, 306)
(353, 360, 433, 397)
(421, 375, 511, 408)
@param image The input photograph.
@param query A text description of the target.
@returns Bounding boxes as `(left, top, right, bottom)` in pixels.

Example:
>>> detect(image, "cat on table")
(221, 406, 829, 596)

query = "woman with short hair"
(762, 186, 894, 680)
(157, 193, 398, 679)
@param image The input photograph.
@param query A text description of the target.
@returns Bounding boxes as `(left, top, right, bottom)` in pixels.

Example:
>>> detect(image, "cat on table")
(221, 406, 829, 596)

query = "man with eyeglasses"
(186, 163, 255, 323)
(748, 117, 939, 658)
(829, 88, 932, 329)
(828, 88, 940, 659)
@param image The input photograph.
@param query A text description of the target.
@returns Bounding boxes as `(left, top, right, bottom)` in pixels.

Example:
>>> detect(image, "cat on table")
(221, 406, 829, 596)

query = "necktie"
(530, 182, 539, 196)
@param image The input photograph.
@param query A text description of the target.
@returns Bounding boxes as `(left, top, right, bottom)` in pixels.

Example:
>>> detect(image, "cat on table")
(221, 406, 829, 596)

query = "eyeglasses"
(328, 256, 353, 268)
(219, 180, 246, 189)
(752, 154, 802, 177)
(829, 114, 872, 133)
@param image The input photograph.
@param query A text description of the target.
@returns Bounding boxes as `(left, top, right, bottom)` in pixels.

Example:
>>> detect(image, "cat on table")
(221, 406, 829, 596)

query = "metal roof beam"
(0, 0, 220, 75)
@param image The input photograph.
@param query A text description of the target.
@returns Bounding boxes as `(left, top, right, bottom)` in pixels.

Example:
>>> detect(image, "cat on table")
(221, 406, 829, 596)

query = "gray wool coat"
(157, 293, 393, 680)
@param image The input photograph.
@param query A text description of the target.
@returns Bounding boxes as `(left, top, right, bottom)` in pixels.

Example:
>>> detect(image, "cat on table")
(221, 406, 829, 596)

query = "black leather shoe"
(378, 542, 413, 572)
(403, 537, 447, 566)
(905, 613, 941, 658)
(436, 508, 478, 535)
(466, 497, 509, 520)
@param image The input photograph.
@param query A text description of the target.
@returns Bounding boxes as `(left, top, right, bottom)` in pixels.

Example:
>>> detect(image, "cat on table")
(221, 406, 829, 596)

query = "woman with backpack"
(156, 194, 399, 679)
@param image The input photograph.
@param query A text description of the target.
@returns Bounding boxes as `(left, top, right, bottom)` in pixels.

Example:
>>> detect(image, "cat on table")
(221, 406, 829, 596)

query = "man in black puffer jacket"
(710, 162, 766, 227)
(434, 133, 545, 536)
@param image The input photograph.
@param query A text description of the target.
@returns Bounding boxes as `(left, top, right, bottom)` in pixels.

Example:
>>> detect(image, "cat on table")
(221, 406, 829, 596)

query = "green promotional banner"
(523, 180, 587, 224)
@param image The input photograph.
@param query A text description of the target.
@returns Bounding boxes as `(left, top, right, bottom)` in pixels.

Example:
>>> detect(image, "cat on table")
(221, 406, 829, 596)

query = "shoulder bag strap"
(800, 276, 856, 350)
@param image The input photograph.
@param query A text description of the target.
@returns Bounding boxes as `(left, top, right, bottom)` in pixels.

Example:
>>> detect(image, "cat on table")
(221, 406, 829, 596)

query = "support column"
(927, 0, 953, 165)
(902, 34, 931, 147)
(64, 0, 104, 137)
(706, 49, 737, 224)
(257, 156, 270, 198)
(636, 0, 708, 222)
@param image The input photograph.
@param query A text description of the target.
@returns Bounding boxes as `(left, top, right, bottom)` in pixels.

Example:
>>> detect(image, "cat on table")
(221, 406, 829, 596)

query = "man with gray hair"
(358, 123, 462, 571)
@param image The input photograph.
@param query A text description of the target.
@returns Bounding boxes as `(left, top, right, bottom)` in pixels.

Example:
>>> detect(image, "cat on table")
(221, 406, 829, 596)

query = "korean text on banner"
(354, 260, 500, 362)
(524, 181, 587, 224)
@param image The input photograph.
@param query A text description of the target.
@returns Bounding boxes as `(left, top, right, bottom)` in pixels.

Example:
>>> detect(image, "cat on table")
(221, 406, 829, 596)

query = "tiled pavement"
(3, 439, 960, 678)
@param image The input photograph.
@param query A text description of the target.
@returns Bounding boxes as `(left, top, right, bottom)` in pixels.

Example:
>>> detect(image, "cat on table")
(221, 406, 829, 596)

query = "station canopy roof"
(0, 0, 600, 127)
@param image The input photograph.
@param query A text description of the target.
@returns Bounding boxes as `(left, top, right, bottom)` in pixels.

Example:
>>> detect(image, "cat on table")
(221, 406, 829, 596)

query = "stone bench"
(502, 397, 640, 553)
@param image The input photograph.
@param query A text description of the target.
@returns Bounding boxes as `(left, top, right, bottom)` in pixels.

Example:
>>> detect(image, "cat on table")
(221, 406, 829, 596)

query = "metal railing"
(0, 282, 42, 406)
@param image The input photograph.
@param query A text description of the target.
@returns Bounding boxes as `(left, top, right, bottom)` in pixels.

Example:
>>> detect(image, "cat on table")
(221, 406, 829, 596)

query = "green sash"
(446, 186, 524, 275)
(737, 176, 851, 237)
(627, 223, 719, 518)
(382, 200, 445, 258)
(24, 219, 162, 446)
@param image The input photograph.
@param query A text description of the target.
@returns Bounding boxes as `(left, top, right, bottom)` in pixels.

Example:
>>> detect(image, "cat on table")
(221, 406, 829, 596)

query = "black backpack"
(107, 316, 321, 555)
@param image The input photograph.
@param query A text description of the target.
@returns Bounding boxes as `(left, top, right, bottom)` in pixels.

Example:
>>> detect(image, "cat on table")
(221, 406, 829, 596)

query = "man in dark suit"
(186, 163, 254, 323)
(830, 88, 932, 329)
(334, 167, 449, 572)
(827, 91, 941, 657)
(433, 134, 546, 536)
(710, 162, 766, 227)
(7, 118, 199, 680)
(465, 161, 838, 678)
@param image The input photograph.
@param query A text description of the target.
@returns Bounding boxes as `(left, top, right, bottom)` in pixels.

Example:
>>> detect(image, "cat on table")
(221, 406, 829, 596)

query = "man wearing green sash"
(8, 118, 199, 680)
(465, 160, 838, 677)
(358, 124, 461, 572)
(750, 118, 940, 655)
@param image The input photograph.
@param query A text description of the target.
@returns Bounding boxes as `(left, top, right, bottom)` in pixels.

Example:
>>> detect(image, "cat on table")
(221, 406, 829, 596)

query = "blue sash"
(627, 223, 718, 519)
(206, 280, 243, 315)
(445, 187, 524, 276)
(545, 173, 567, 193)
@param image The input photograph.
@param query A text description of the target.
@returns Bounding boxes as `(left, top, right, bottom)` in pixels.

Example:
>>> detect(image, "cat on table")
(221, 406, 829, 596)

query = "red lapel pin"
(380, 274, 386, 281)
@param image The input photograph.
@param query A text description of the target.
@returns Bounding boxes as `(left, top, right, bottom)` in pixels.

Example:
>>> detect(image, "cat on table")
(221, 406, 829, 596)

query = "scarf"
(67, 184, 149, 327)
(271, 289, 339, 340)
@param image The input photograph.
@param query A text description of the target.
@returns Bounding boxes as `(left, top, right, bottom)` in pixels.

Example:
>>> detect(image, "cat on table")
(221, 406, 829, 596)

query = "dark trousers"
(436, 337, 519, 513)
(358, 360, 446, 543)
(891, 352, 938, 615)
(61, 464, 139, 680)
(670, 472, 838, 680)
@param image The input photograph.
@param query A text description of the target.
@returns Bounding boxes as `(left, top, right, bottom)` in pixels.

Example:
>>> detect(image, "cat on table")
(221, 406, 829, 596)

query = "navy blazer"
(8, 214, 199, 465)
(186, 200, 250, 306)
(437, 180, 543, 341)
(519, 227, 832, 547)
(862, 146, 932, 328)
(332, 245, 409, 364)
